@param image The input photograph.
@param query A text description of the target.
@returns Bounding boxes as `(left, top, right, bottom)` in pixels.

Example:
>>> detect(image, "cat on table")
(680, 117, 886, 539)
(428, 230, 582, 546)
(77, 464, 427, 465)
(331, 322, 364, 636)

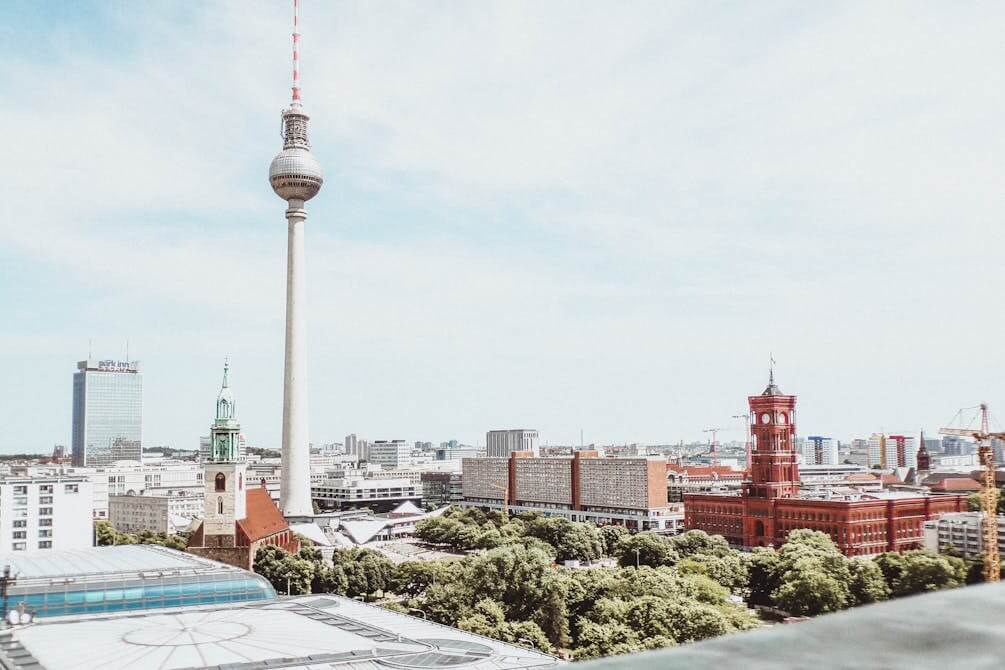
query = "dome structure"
(270, 146, 323, 202)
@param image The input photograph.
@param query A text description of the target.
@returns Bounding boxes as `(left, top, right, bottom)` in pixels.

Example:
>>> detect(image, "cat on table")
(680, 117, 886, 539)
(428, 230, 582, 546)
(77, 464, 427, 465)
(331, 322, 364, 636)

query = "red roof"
(930, 478, 981, 492)
(846, 473, 879, 482)
(237, 487, 291, 543)
(880, 474, 902, 485)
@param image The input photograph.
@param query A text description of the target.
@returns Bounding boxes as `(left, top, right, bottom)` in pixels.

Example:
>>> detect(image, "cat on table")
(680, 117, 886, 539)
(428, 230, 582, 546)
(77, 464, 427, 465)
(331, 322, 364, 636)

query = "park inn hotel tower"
(71, 359, 142, 466)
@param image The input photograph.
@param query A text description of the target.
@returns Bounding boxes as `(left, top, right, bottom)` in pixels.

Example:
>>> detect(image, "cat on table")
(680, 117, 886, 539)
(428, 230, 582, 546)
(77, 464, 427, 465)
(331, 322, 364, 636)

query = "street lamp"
(407, 607, 427, 620)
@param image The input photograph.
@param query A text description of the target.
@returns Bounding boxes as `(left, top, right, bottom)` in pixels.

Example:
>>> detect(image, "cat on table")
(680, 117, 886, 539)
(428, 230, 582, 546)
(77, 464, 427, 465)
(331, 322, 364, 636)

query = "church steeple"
(210, 359, 241, 461)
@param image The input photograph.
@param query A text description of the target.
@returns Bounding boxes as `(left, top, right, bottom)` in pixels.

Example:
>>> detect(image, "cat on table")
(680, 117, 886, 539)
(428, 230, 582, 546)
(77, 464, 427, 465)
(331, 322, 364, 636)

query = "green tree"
(874, 550, 967, 597)
(670, 530, 732, 558)
(598, 525, 629, 557)
(848, 559, 890, 605)
(616, 533, 677, 568)
(457, 599, 553, 654)
(746, 547, 780, 606)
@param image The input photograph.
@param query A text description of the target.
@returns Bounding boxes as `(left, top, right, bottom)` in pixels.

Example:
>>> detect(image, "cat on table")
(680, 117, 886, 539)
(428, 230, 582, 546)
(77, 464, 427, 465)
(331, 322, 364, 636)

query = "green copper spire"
(210, 358, 241, 461)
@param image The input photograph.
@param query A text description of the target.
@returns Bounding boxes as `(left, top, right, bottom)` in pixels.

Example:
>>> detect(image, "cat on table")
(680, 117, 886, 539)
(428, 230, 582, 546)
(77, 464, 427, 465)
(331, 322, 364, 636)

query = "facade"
(71, 359, 142, 467)
(312, 477, 421, 512)
(685, 375, 967, 556)
(188, 363, 298, 569)
(108, 489, 203, 535)
(421, 471, 463, 508)
(461, 452, 680, 531)
(367, 440, 411, 469)
(666, 465, 745, 502)
(53, 461, 203, 520)
(0, 545, 275, 619)
(802, 436, 839, 465)
(923, 512, 1005, 560)
(0, 476, 92, 552)
(486, 429, 539, 458)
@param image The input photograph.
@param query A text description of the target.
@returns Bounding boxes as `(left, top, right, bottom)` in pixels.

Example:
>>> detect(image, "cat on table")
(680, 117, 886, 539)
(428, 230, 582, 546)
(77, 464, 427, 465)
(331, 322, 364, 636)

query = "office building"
(0, 475, 92, 552)
(0, 594, 558, 670)
(486, 429, 539, 458)
(685, 374, 966, 556)
(367, 439, 411, 469)
(801, 435, 839, 465)
(187, 362, 298, 569)
(71, 359, 142, 467)
(923, 512, 1005, 560)
(50, 460, 203, 520)
(462, 452, 680, 531)
(312, 477, 421, 513)
(108, 489, 203, 535)
(421, 471, 463, 508)
(942, 435, 967, 456)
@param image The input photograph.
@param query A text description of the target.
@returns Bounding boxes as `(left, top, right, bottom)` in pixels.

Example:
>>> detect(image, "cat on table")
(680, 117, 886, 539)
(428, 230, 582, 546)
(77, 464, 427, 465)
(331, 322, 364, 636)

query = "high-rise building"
(486, 429, 539, 458)
(943, 435, 965, 456)
(368, 440, 411, 470)
(71, 359, 142, 467)
(802, 436, 839, 465)
(271, 0, 324, 518)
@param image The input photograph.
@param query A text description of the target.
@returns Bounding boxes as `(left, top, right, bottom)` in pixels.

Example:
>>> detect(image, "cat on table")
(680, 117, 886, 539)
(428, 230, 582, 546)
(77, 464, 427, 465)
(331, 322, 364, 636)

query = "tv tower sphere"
(269, 114, 324, 202)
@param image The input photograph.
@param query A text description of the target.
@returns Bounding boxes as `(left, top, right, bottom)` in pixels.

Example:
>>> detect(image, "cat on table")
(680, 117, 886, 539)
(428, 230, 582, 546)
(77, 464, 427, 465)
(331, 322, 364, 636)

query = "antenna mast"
(291, 0, 302, 106)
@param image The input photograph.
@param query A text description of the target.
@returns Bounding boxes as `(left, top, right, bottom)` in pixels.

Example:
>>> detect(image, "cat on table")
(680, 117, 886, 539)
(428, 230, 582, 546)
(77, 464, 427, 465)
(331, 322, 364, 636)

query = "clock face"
(777, 413, 787, 425)
(761, 413, 771, 424)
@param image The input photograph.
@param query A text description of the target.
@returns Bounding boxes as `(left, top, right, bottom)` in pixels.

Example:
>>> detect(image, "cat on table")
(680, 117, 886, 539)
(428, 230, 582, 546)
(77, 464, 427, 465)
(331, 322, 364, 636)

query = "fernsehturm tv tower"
(269, 0, 323, 517)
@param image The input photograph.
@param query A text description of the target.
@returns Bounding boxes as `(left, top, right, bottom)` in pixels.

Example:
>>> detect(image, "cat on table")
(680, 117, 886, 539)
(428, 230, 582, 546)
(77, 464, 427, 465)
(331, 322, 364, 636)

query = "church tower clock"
(202, 360, 247, 546)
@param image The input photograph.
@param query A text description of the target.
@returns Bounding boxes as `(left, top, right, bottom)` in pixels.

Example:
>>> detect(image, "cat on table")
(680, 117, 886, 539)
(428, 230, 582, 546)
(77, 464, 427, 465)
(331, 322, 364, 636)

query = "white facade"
(368, 440, 411, 470)
(312, 478, 420, 509)
(801, 436, 839, 465)
(923, 512, 1005, 560)
(0, 476, 93, 552)
(109, 490, 204, 535)
(44, 461, 203, 520)
(486, 429, 539, 458)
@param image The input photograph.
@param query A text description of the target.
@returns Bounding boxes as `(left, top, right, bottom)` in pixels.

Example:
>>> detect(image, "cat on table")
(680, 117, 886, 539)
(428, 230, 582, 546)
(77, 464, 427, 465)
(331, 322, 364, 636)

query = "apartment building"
(486, 429, 539, 458)
(461, 452, 680, 532)
(0, 476, 93, 552)
(923, 512, 1005, 560)
(108, 489, 204, 535)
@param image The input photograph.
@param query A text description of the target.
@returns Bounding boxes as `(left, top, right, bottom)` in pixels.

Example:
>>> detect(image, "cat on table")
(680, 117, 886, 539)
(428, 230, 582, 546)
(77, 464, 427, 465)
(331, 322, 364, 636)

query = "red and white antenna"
(291, 0, 302, 106)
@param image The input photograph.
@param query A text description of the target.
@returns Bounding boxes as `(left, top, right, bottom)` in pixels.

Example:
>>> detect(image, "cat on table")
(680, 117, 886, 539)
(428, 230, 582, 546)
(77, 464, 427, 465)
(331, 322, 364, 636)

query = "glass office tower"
(71, 359, 142, 466)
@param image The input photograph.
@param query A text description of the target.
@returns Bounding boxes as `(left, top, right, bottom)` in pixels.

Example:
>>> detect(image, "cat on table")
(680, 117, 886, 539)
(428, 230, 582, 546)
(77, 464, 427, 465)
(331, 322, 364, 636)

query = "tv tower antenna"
(291, 0, 302, 106)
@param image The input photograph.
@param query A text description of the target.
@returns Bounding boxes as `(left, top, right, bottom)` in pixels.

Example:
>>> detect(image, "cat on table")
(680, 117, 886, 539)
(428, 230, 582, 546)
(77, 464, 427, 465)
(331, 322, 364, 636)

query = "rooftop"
(0, 596, 560, 669)
(0, 545, 235, 583)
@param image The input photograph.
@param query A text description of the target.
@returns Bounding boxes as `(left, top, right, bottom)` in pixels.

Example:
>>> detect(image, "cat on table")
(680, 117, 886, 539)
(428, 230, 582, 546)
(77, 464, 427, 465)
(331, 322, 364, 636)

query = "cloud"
(1, 1, 1004, 452)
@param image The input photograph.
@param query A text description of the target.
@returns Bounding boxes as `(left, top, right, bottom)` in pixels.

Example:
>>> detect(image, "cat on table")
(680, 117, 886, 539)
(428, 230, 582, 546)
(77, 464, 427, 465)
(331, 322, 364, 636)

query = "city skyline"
(2, 2, 1005, 453)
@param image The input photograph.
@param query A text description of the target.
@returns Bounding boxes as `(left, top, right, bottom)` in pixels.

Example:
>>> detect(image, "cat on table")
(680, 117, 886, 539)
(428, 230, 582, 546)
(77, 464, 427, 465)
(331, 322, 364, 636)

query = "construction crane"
(703, 428, 720, 466)
(489, 483, 509, 517)
(940, 403, 1003, 582)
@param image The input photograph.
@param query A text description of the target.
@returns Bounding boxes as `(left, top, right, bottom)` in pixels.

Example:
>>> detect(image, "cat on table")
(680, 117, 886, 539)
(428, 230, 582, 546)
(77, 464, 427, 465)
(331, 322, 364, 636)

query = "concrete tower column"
(281, 199, 311, 516)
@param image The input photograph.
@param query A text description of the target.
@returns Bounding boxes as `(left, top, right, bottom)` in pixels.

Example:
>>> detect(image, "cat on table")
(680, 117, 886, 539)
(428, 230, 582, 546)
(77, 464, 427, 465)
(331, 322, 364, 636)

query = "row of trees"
(95, 520, 188, 551)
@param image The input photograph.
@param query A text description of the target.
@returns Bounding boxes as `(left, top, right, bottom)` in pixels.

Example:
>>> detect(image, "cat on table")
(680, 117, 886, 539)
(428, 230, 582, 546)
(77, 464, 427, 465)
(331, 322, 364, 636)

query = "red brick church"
(685, 374, 966, 556)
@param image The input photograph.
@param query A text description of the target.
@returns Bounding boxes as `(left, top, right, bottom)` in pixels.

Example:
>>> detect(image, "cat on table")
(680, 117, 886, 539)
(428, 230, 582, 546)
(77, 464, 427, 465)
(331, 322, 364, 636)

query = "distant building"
(943, 435, 967, 456)
(71, 358, 142, 467)
(109, 489, 203, 535)
(51, 460, 203, 520)
(486, 429, 539, 458)
(685, 375, 966, 556)
(801, 436, 839, 465)
(312, 477, 421, 513)
(0, 475, 92, 552)
(434, 445, 482, 461)
(368, 440, 411, 470)
(462, 452, 680, 532)
(421, 471, 463, 508)
(923, 512, 1005, 560)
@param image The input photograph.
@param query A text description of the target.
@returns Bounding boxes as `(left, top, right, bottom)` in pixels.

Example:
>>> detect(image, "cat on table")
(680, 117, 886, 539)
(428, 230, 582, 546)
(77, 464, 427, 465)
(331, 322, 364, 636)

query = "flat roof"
(0, 596, 560, 669)
(0, 545, 247, 585)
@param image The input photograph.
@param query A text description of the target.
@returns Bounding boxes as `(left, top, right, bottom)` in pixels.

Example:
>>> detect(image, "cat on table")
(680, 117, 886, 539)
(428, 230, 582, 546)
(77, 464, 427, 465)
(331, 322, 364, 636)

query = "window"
(65, 484, 79, 494)
(39, 485, 53, 494)
(13, 543, 25, 551)
(13, 497, 27, 507)
(40, 496, 53, 504)
(13, 520, 26, 528)
(38, 541, 51, 549)
(217, 497, 224, 514)
(13, 486, 27, 495)
(39, 507, 52, 516)
(12, 532, 26, 539)
(39, 519, 52, 527)
(215, 473, 226, 492)
(38, 530, 52, 538)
